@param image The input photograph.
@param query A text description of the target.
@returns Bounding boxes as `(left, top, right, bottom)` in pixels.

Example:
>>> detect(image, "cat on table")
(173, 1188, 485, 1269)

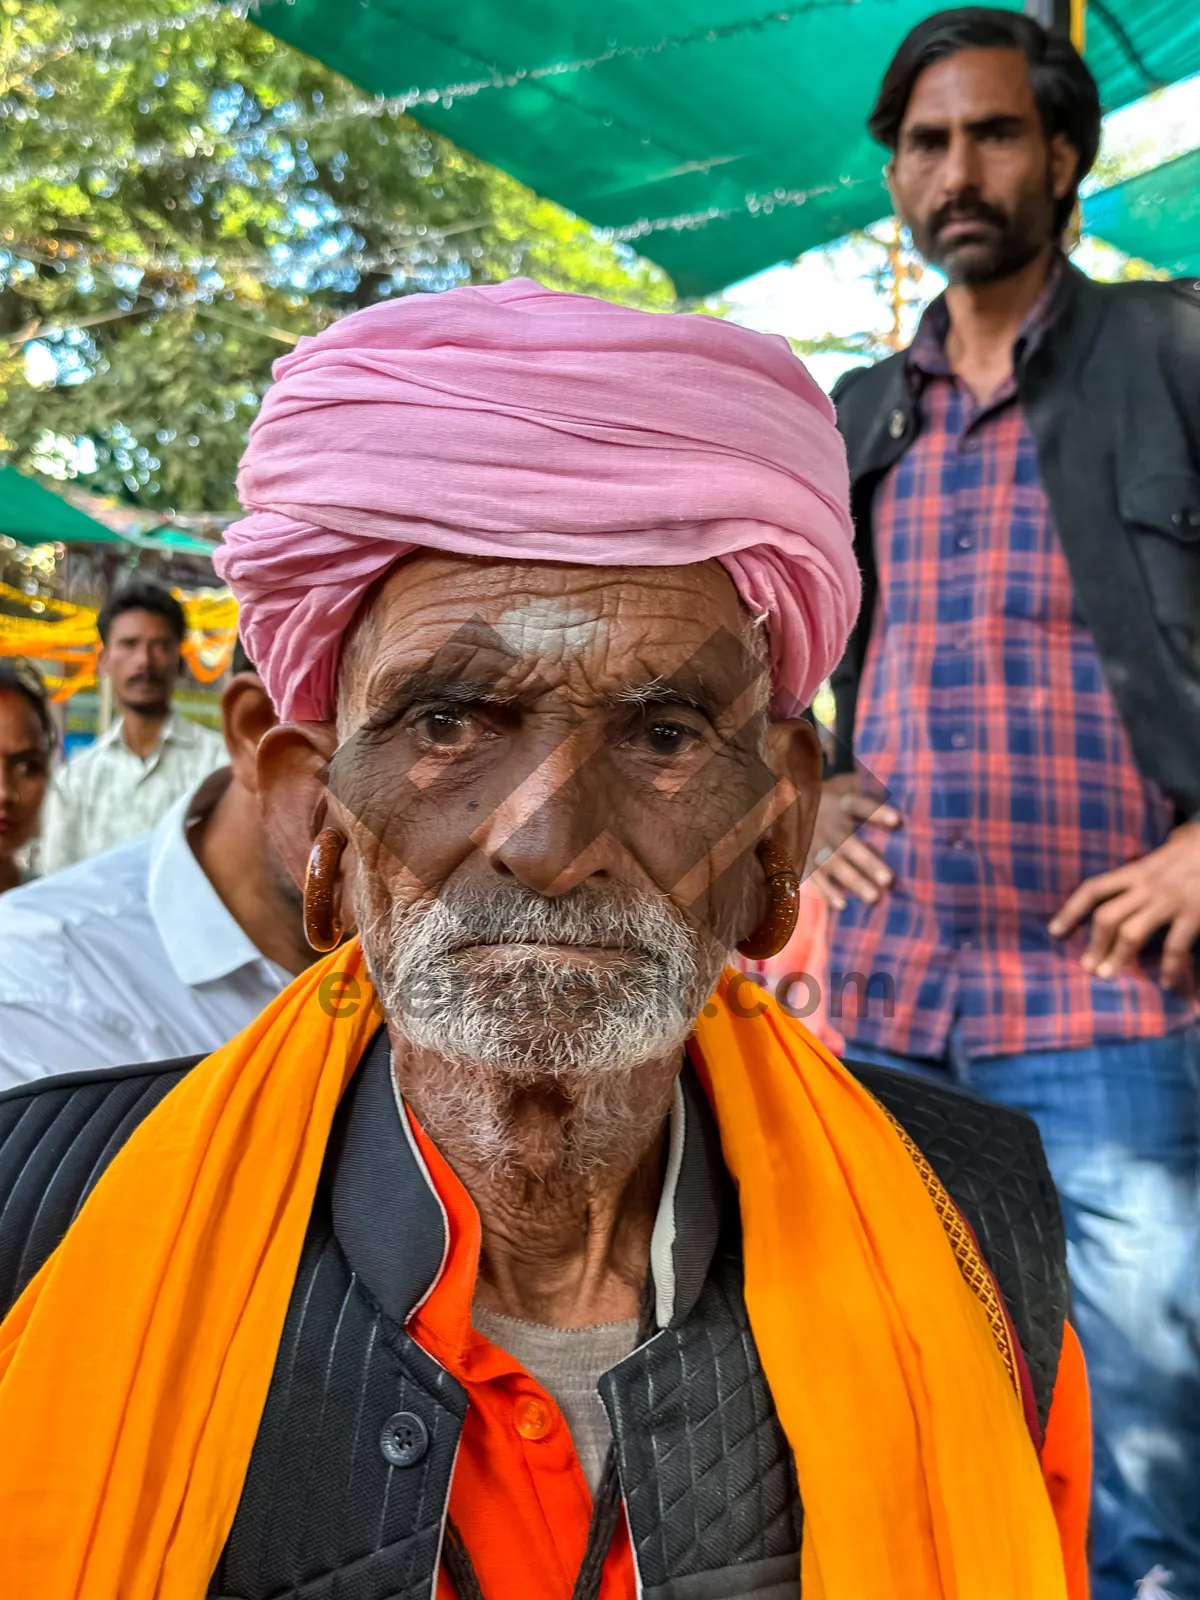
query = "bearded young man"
(0, 284, 1088, 1600)
(811, 12, 1200, 1597)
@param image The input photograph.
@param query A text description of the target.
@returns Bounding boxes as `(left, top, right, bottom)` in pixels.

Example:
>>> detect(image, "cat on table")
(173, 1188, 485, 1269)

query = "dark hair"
(0, 659, 55, 749)
(96, 579, 187, 648)
(231, 638, 255, 677)
(869, 7, 1102, 235)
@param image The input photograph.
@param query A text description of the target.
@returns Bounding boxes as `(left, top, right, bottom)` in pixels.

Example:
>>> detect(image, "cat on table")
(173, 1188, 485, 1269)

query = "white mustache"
(403, 883, 691, 961)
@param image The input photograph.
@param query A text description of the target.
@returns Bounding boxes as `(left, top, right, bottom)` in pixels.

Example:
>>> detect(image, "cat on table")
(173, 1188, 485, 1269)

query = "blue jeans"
(846, 1028, 1200, 1600)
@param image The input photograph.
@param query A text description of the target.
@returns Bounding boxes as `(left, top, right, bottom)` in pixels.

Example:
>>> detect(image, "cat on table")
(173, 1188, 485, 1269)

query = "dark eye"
(417, 709, 473, 747)
(642, 720, 698, 756)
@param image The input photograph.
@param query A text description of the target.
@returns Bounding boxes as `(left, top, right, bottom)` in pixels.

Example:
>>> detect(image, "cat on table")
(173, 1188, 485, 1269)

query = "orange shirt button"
(513, 1394, 554, 1441)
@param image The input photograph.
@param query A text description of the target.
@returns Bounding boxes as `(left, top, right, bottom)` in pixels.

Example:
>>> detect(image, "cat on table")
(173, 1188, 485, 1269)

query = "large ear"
(220, 673, 277, 794)
(762, 716, 822, 872)
(257, 722, 356, 938)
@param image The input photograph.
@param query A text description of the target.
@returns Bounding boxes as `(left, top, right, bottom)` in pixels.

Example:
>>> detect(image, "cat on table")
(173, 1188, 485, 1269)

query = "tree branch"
(0, 304, 151, 350)
(192, 304, 299, 345)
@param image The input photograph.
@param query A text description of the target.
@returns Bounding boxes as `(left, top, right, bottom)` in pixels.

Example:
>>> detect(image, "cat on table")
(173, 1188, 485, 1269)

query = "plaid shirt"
(830, 260, 1195, 1060)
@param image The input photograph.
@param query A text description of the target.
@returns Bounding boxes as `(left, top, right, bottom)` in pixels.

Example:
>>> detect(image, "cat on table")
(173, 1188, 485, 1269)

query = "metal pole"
(1023, 0, 1078, 41)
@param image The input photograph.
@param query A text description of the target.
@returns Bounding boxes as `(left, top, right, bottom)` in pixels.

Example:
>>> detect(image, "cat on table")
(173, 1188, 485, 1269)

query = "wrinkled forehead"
(335, 552, 770, 732)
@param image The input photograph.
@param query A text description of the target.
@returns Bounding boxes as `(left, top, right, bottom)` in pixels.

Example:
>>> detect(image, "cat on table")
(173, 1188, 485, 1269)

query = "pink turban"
(217, 279, 859, 722)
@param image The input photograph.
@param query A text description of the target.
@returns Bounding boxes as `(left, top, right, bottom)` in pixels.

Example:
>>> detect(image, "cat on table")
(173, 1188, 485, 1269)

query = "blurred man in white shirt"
(39, 579, 226, 873)
(0, 649, 313, 1085)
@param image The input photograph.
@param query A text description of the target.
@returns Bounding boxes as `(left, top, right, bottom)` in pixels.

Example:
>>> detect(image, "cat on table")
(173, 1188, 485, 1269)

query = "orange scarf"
(0, 948, 1069, 1598)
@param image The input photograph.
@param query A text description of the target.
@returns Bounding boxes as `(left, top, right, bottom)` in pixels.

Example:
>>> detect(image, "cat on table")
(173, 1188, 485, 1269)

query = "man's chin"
(397, 1013, 666, 1085)
(931, 231, 1045, 288)
(932, 240, 1002, 284)
(385, 962, 698, 1080)
(465, 1025, 634, 1082)
(119, 693, 171, 714)
(365, 897, 718, 1084)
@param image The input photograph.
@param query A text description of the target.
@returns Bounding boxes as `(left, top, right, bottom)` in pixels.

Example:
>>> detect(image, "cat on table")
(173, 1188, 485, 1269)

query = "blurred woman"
(0, 660, 53, 894)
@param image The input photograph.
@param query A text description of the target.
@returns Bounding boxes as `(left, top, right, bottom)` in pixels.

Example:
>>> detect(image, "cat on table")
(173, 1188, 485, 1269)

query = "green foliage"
(784, 221, 936, 372)
(0, 0, 674, 510)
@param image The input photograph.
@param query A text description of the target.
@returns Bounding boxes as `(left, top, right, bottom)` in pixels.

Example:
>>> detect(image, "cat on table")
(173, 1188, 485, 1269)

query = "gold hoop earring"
(737, 839, 800, 961)
(303, 827, 346, 953)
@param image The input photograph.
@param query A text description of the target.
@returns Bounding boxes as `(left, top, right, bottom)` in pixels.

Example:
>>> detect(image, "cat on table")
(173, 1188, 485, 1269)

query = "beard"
(357, 879, 730, 1174)
(911, 185, 1054, 286)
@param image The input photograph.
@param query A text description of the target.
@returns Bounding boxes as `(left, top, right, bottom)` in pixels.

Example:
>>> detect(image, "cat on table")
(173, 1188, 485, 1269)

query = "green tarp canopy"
(246, 0, 1200, 294)
(0, 465, 125, 546)
(132, 527, 224, 557)
(0, 466, 219, 555)
(1083, 146, 1200, 275)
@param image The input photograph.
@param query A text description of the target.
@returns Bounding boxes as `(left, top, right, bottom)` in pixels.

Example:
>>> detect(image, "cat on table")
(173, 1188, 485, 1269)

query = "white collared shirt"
(0, 777, 290, 1088)
(38, 712, 228, 875)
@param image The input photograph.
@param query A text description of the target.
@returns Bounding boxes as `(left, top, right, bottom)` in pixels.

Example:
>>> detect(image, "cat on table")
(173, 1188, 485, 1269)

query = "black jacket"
(830, 265, 1200, 818)
(0, 1042, 1068, 1598)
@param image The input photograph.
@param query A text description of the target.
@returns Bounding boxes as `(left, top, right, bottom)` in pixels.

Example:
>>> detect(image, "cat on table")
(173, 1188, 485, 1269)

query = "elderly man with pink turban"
(0, 282, 1088, 1600)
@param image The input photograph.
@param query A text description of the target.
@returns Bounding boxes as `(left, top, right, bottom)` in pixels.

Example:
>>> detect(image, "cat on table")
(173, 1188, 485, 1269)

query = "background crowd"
(0, 5, 1197, 1599)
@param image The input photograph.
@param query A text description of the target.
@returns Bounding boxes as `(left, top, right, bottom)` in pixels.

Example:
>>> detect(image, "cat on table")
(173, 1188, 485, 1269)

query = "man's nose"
(941, 129, 982, 197)
(471, 727, 617, 896)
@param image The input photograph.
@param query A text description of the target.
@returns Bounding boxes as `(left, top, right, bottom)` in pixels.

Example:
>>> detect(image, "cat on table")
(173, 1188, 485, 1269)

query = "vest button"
(380, 1410, 429, 1468)
(888, 408, 907, 439)
(513, 1395, 555, 1441)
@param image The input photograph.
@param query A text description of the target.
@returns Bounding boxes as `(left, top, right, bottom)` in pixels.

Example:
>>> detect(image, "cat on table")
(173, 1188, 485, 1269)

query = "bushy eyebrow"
(904, 112, 1027, 141)
(608, 678, 710, 713)
(399, 672, 514, 706)
(359, 670, 516, 730)
(359, 669, 729, 733)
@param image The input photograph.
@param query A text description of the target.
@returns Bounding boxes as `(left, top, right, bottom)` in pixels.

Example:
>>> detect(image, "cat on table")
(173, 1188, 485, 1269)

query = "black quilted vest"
(0, 1039, 1067, 1600)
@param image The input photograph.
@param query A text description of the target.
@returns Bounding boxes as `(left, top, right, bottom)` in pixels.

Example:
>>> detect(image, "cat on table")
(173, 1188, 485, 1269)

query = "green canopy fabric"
(1083, 146, 1200, 275)
(127, 527, 222, 557)
(0, 468, 220, 555)
(247, 0, 1200, 294)
(0, 466, 125, 546)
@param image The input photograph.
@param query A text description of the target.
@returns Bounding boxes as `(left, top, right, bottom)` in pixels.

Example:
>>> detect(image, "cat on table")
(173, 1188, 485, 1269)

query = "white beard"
(358, 881, 728, 1174)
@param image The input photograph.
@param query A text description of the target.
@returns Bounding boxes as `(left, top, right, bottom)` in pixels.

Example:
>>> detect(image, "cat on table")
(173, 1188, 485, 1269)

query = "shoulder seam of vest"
(0, 1053, 204, 1108)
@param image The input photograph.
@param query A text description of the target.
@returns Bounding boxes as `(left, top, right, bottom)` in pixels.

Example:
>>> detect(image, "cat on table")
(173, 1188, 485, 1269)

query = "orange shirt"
(406, 1113, 1090, 1600)
(408, 1121, 636, 1600)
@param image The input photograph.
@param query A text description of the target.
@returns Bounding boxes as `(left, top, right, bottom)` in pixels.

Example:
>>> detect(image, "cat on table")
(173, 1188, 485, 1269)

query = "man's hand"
(1049, 821, 1200, 994)
(807, 773, 902, 912)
